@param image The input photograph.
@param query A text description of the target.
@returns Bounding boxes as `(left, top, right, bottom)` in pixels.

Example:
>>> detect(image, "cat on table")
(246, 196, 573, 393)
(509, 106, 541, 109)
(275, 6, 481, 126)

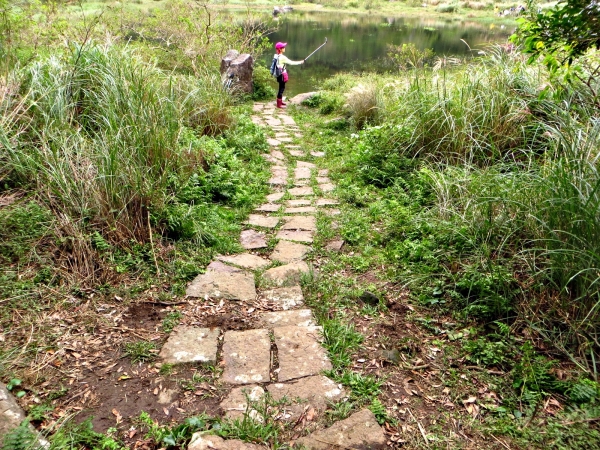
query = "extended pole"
(304, 37, 328, 61)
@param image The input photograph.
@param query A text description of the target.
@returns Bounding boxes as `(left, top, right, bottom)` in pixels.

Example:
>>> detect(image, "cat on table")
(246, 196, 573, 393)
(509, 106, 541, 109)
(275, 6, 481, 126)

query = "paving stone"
(316, 198, 339, 207)
(289, 150, 305, 157)
(289, 92, 318, 105)
(295, 167, 311, 179)
(319, 183, 335, 193)
(186, 271, 256, 301)
(288, 187, 314, 196)
(268, 176, 287, 186)
(261, 286, 305, 310)
(297, 161, 316, 169)
(217, 253, 270, 270)
(266, 376, 346, 420)
(259, 309, 315, 327)
(222, 329, 271, 384)
(295, 133, 303, 138)
(220, 385, 265, 420)
(311, 151, 326, 157)
(287, 145, 302, 149)
(241, 229, 268, 249)
(294, 180, 310, 186)
(282, 216, 317, 231)
(287, 199, 311, 207)
(316, 177, 330, 184)
(324, 209, 341, 216)
(274, 325, 331, 381)
(278, 137, 293, 143)
(325, 240, 345, 252)
(263, 261, 310, 286)
(294, 409, 386, 449)
(271, 165, 287, 174)
(256, 203, 281, 212)
(252, 104, 263, 112)
(318, 169, 329, 176)
(262, 154, 280, 163)
(284, 206, 317, 214)
(276, 230, 314, 243)
(267, 138, 281, 146)
(271, 150, 285, 160)
(275, 132, 290, 139)
(281, 115, 296, 125)
(250, 116, 263, 126)
(1, 382, 27, 438)
(157, 388, 178, 405)
(207, 260, 243, 273)
(246, 214, 279, 229)
(271, 240, 311, 263)
(158, 326, 219, 364)
(189, 434, 262, 450)
(266, 192, 285, 202)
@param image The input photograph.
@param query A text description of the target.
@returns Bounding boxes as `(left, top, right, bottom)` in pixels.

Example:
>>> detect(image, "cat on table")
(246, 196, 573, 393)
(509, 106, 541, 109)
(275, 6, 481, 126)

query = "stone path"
(158, 103, 385, 448)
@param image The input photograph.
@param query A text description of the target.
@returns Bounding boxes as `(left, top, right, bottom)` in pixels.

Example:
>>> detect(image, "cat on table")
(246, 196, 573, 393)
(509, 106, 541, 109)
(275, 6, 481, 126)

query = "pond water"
(261, 11, 513, 96)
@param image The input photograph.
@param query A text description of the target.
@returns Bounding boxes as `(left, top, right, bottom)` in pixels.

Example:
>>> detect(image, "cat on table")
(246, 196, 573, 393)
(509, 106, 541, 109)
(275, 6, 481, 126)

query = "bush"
(437, 3, 458, 12)
(252, 65, 276, 100)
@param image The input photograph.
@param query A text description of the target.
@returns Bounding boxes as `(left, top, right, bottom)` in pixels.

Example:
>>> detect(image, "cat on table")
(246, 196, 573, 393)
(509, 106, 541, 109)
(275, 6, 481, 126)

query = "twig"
(312, 438, 354, 449)
(148, 210, 160, 276)
(491, 434, 512, 450)
(407, 407, 429, 445)
(140, 300, 188, 306)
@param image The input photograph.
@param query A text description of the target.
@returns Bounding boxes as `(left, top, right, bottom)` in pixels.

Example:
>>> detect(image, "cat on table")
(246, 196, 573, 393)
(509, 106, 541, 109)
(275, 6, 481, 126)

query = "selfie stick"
(305, 37, 328, 61)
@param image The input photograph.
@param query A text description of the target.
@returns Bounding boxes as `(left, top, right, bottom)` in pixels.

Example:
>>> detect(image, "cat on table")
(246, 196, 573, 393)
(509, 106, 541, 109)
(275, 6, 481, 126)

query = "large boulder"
(221, 50, 254, 94)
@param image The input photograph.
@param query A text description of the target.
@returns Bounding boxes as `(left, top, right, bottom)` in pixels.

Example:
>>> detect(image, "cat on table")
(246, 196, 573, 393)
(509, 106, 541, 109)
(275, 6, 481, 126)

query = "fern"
(2, 421, 39, 450)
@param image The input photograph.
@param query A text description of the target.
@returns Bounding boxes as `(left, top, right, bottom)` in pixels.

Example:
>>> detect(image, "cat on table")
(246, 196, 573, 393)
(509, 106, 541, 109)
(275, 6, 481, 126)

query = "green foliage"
(139, 412, 209, 448)
(123, 340, 157, 363)
(162, 311, 183, 333)
(321, 319, 364, 369)
(48, 418, 124, 450)
(464, 337, 513, 368)
(0, 201, 53, 263)
(2, 421, 39, 450)
(252, 65, 276, 101)
(369, 398, 395, 425)
(387, 43, 435, 71)
(330, 370, 383, 401)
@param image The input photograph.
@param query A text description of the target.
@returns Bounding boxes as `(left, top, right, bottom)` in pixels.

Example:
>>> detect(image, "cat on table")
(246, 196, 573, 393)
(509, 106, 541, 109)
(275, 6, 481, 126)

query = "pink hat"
(275, 42, 287, 50)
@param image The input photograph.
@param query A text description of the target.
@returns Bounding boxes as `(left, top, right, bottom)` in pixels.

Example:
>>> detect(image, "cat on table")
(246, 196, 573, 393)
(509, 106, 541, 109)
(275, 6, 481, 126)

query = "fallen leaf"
(305, 407, 317, 421)
(153, 388, 159, 395)
(112, 408, 122, 424)
(163, 407, 169, 416)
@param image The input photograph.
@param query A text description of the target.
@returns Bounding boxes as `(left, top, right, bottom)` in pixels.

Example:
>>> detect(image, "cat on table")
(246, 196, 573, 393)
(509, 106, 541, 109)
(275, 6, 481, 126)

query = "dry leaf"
(305, 407, 317, 422)
(112, 408, 122, 424)
(163, 407, 169, 416)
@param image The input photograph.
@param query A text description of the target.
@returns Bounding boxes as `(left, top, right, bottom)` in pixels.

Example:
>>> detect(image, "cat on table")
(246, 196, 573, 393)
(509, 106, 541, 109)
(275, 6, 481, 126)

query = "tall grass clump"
(1, 44, 236, 281)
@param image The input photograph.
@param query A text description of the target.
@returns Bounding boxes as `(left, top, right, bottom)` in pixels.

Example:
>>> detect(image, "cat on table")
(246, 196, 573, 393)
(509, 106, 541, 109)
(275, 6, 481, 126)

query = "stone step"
(293, 409, 387, 449)
(271, 240, 311, 264)
(246, 214, 279, 229)
(315, 198, 339, 207)
(295, 167, 311, 179)
(263, 261, 310, 286)
(288, 186, 313, 197)
(260, 286, 305, 310)
(284, 206, 317, 214)
(186, 271, 256, 301)
(276, 230, 314, 244)
(158, 326, 220, 364)
(240, 229, 267, 249)
(220, 385, 265, 420)
(189, 434, 261, 450)
(282, 216, 316, 231)
(222, 329, 271, 385)
(297, 161, 316, 169)
(216, 253, 270, 270)
(274, 325, 331, 382)
(259, 309, 316, 328)
(266, 192, 285, 202)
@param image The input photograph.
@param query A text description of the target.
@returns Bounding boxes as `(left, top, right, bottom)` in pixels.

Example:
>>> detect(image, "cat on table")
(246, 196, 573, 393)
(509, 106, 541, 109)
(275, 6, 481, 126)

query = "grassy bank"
(291, 45, 600, 447)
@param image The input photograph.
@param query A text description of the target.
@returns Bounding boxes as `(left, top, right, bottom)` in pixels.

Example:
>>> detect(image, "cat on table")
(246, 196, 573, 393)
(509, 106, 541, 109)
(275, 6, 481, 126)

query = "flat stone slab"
(186, 271, 256, 301)
(246, 215, 279, 229)
(288, 187, 314, 196)
(319, 183, 335, 193)
(275, 132, 290, 139)
(207, 261, 243, 273)
(281, 115, 296, 125)
(266, 192, 285, 202)
(222, 329, 271, 385)
(261, 286, 305, 310)
(158, 326, 219, 364)
(316, 177, 330, 184)
(311, 151, 326, 157)
(295, 409, 387, 449)
(318, 169, 329, 176)
(289, 150, 305, 157)
(274, 325, 331, 381)
(220, 385, 265, 420)
(278, 137, 293, 143)
(271, 165, 287, 174)
(284, 206, 317, 214)
(240, 229, 267, 249)
(297, 161, 316, 169)
(271, 240, 311, 263)
(263, 261, 310, 286)
(316, 199, 339, 207)
(268, 177, 286, 185)
(271, 150, 285, 160)
(259, 309, 315, 328)
(1, 382, 27, 438)
(282, 216, 317, 231)
(267, 138, 281, 146)
(325, 209, 341, 216)
(267, 376, 346, 420)
(326, 240, 345, 252)
(289, 92, 317, 105)
(189, 434, 262, 450)
(287, 199, 311, 206)
(276, 230, 314, 243)
(256, 203, 281, 212)
(217, 253, 270, 270)
(294, 180, 310, 186)
(295, 167, 311, 179)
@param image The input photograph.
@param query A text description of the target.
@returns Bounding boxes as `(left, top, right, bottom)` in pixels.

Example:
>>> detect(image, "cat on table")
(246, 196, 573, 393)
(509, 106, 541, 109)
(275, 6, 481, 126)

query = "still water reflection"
(262, 11, 512, 96)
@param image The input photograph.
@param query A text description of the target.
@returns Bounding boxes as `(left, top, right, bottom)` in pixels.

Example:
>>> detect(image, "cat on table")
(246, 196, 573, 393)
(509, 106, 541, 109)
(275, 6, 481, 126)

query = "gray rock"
(271, 240, 311, 263)
(263, 261, 310, 286)
(274, 325, 331, 381)
(268, 176, 287, 186)
(289, 92, 318, 105)
(261, 286, 305, 310)
(246, 215, 279, 229)
(266, 192, 285, 202)
(295, 167, 311, 179)
(276, 230, 314, 244)
(158, 326, 220, 364)
(186, 271, 256, 301)
(217, 254, 270, 270)
(222, 329, 271, 384)
(220, 385, 265, 420)
(240, 229, 268, 249)
(157, 388, 178, 405)
(287, 199, 311, 207)
(256, 203, 281, 213)
(220, 52, 254, 94)
(266, 375, 346, 420)
(311, 151, 325, 157)
(267, 138, 281, 147)
(259, 309, 315, 328)
(325, 240, 345, 252)
(319, 183, 335, 193)
(294, 409, 386, 449)
(360, 291, 380, 306)
(316, 177, 330, 184)
(282, 216, 317, 231)
(281, 115, 297, 126)
(318, 169, 329, 176)
(207, 261, 243, 273)
(289, 150, 305, 157)
(297, 161, 316, 169)
(288, 187, 314, 196)
(188, 434, 262, 450)
(316, 199, 339, 207)
(0, 383, 48, 448)
(271, 150, 285, 160)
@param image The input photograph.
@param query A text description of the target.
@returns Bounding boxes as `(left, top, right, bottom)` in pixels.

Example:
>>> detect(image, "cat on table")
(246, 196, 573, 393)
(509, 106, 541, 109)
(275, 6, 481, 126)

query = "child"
(274, 42, 304, 109)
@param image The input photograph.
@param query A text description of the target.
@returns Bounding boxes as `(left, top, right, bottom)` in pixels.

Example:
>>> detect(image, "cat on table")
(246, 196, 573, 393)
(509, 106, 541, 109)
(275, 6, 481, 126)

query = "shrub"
(437, 3, 458, 12)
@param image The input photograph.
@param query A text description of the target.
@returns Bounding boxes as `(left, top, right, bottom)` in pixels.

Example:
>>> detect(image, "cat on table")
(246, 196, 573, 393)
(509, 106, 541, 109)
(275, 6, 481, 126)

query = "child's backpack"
(269, 55, 283, 77)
